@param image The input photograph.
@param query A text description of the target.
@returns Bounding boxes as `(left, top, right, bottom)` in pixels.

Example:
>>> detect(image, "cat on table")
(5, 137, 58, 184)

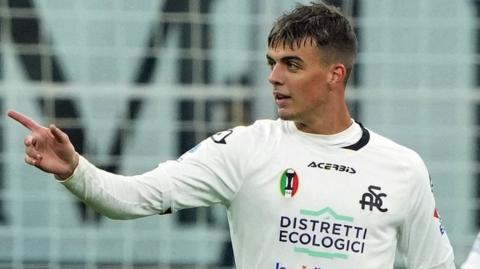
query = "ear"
(328, 63, 347, 84)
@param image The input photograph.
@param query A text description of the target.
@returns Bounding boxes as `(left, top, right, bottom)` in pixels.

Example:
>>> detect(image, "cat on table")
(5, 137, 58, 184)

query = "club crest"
(280, 168, 299, 198)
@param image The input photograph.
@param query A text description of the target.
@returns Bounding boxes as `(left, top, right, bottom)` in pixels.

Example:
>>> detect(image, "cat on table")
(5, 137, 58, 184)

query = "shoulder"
(364, 128, 433, 206)
(238, 118, 285, 134)
(368, 129, 423, 161)
(211, 118, 285, 145)
(366, 128, 428, 177)
(178, 119, 284, 159)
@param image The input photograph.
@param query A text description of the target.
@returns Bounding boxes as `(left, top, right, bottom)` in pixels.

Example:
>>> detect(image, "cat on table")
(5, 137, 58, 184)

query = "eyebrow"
(266, 54, 304, 64)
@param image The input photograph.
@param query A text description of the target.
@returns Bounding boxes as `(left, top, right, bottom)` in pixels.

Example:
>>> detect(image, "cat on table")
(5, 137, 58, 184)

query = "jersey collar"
(287, 119, 370, 151)
(341, 122, 370, 151)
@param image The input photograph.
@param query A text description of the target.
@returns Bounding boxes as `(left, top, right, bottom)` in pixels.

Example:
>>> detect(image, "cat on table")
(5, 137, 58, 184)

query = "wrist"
(56, 153, 80, 181)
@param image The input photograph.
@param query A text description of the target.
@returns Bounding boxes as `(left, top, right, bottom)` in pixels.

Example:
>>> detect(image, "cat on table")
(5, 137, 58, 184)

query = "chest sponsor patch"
(278, 207, 368, 260)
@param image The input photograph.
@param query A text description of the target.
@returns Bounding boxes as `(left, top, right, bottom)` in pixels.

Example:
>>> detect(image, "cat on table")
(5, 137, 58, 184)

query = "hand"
(7, 110, 79, 180)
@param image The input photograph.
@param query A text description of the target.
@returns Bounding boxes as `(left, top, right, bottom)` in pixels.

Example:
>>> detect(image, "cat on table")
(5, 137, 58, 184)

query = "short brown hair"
(268, 2, 357, 82)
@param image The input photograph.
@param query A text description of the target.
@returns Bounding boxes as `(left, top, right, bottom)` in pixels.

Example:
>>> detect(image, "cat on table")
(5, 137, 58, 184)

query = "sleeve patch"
(210, 129, 233, 144)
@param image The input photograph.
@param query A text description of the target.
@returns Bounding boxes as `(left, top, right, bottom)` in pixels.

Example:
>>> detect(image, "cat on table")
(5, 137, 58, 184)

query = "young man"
(7, 2, 455, 268)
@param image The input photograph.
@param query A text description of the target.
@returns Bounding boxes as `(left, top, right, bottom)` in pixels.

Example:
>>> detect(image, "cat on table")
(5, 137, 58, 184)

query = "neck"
(294, 103, 352, 135)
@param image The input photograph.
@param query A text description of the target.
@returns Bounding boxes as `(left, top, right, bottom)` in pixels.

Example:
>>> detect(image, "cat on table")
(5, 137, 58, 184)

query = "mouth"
(274, 92, 291, 101)
(273, 92, 292, 107)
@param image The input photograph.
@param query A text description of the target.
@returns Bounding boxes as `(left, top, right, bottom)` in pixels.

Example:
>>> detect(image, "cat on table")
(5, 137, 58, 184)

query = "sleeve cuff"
(54, 156, 85, 183)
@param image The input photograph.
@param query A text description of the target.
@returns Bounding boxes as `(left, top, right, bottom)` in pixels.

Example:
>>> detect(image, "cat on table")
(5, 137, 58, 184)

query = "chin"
(278, 111, 296, 121)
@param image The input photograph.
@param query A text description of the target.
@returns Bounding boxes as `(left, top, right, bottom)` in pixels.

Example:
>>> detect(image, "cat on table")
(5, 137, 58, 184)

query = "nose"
(268, 64, 284, 86)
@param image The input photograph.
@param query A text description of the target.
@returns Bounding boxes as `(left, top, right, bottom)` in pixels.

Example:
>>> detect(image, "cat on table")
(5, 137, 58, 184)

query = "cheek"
(287, 73, 327, 101)
(303, 78, 327, 100)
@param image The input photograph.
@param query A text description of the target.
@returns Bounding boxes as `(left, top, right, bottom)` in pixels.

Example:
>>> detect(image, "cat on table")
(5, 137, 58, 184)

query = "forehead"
(267, 39, 322, 61)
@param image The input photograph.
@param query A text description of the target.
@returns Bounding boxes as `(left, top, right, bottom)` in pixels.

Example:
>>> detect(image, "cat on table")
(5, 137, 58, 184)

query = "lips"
(274, 92, 291, 106)
(274, 92, 291, 100)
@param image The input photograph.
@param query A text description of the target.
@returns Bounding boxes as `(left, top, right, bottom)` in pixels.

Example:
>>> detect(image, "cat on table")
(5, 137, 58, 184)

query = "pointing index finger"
(7, 110, 42, 131)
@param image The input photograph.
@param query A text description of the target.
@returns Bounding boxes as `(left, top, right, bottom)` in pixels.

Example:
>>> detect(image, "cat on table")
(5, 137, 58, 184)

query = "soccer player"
(7, 2, 456, 268)
(462, 232, 480, 268)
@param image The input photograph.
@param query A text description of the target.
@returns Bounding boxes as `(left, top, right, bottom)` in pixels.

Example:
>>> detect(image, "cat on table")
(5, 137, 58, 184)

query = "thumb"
(49, 124, 68, 143)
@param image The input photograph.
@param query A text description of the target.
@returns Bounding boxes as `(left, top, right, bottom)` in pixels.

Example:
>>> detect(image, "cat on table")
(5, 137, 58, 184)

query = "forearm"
(59, 156, 172, 219)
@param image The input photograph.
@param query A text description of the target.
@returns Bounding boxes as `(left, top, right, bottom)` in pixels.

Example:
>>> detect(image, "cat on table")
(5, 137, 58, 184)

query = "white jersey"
(61, 119, 455, 269)
(462, 232, 480, 269)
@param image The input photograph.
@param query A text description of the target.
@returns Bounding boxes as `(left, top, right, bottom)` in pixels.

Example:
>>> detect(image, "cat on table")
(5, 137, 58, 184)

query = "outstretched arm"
(6, 109, 169, 219)
(7, 109, 79, 180)
(6, 109, 240, 219)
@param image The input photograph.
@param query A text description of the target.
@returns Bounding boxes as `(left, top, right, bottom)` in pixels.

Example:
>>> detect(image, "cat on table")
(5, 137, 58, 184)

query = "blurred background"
(0, 0, 476, 268)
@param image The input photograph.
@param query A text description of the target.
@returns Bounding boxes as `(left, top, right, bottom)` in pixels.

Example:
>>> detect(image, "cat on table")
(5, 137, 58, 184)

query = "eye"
(286, 61, 300, 71)
(267, 60, 275, 69)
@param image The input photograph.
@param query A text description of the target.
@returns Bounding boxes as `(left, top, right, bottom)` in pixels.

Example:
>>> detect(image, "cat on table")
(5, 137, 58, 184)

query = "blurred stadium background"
(0, 0, 476, 268)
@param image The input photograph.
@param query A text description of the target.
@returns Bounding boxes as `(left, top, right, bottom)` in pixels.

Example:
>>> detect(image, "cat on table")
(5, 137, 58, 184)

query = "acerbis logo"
(307, 161, 356, 174)
(280, 168, 299, 198)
